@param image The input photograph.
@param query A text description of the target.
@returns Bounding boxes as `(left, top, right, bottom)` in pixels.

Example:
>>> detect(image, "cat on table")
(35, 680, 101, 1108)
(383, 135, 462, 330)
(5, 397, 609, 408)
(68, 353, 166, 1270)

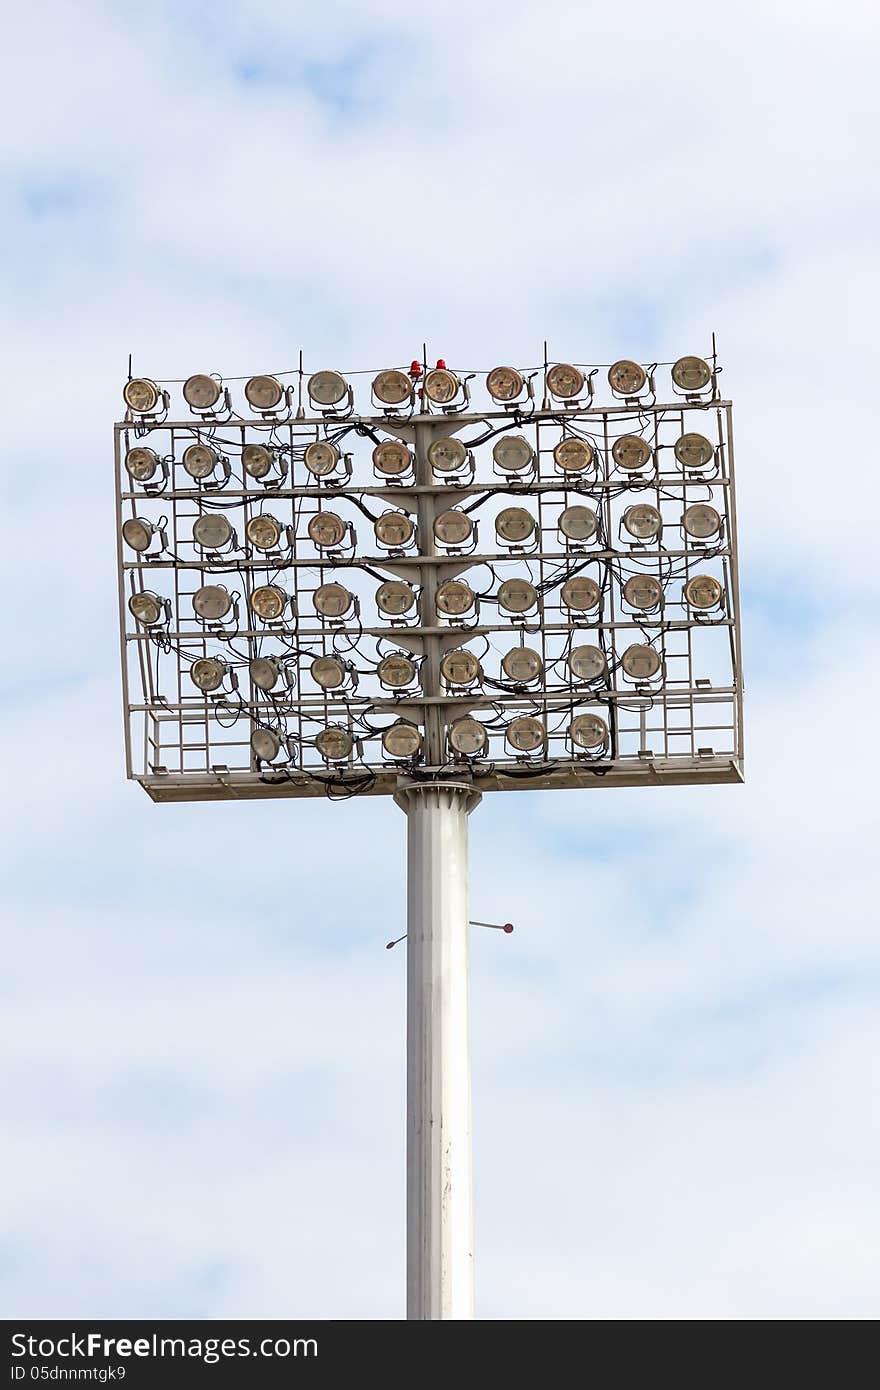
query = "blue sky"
(1, 0, 879, 1319)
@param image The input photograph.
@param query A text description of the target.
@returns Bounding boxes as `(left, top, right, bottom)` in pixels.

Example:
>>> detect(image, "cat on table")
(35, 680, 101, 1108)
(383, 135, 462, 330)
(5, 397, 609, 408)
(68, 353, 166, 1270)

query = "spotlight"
(553, 438, 593, 473)
(373, 440, 413, 476)
(376, 581, 416, 616)
(436, 580, 475, 616)
(492, 435, 533, 472)
(311, 655, 347, 689)
(182, 443, 219, 480)
(183, 375, 222, 411)
(502, 647, 543, 682)
(449, 718, 487, 756)
(375, 511, 415, 548)
(433, 510, 473, 546)
(684, 575, 723, 609)
(623, 504, 662, 540)
(373, 370, 413, 406)
(621, 644, 661, 679)
(495, 508, 535, 544)
(305, 441, 341, 477)
(123, 378, 161, 414)
(547, 364, 584, 399)
(561, 576, 600, 611)
(570, 713, 609, 749)
(568, 645, 606, 680)
(308, 512, 347, 549)
(314, 583, 353, 619)
(559, 506, 598, 543)
(121, 518, 158, 553)
(674, 433, 714, 470)
(193, 513, 233, 550)
(486, 366, 524, 402)
(316, 726, 353, 761)
(507, 716, 545, 752)
(671, 356, 711, 392)
(683, 503, 721, 539)
(128, 591, 165, 626)
(607, 360, 646, 396)
(612, 435, 652, 471)
(428, 437, 468, 473)
(250, 585, 287, 621)
(246, 514, 284, 551)
(440, 649, 481, 685)
(250, 657, 282, 691)
(382, 722, 422, 758)
(242, 443, 276, 479)
(245, 376, 284, 411)
(251, 727, 281, 761)
(124, 446, 161, 483)
(190, 657, 227, 693)
(424, 367, 459, 404)
(308, 371, 348, 408)
(498, 578, 537, 614)
(623, 575, 662, 610)
(193, 584, 232, 621)
(378, 654, 416, 687)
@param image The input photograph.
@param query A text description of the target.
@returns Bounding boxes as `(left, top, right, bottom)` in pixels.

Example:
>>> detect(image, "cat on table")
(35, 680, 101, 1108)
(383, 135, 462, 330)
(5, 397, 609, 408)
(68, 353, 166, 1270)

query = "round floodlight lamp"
(250, 657, 281, 692)
(246, 514, 283, 552)
(623, 504, 662, 540)
(683, 503, 721, 539)
(502, 647, 543, 683)
(449, 718, 487, 757)
(496, 508, 535, 544)
(123, 378, 160, 414)
(378, 654, 416, 688)
(121, 517, 156, 553)
(561, 576, 600, 611)
(304, 441, 340, 477)
(424, 368, 459, 404)
(486, 366, 523, 402)
(314, 583, 353, 619)
(440, 649, 481, 685)
(612, 435, 652, 471)
(373, 369, 412, 406)
(308, 512, 346, 549)
(684, 575, 723, 609)
(623, 574, 662, 610)
(251, 727, 281, 761)
(193, 513, 232, 550)
(250, 585, 287, 621)
(674, 433, 715, 471)
(559, 506, 599, 542)
(182, 443, 218, 480)
(554, 438, 593, 473)
(375, 512, 414, 548)
(308, 370, 348, 408)
(507, 716, 545, 752)
(183, 374, 222, 411)
(373, 440, 412, 476)
(436, 580, 475, 617)
(382, 723, 422, 759)
(243, 443, 274, 479)
(316, 726, 353, 761)
(492, 435, 533, 473)
(434, 510, 473, 547)
(128, 591, 164, 626)
(428, 437, 468, 473)
(608, 360, 646, 396)
(498, 578, 537, 614)
(568, 645, 606, 681)
(193, 584, 232, 621)
(311, 655, 346, 689)
(376, 581, 416, 616)
(245, 375, 284, 411)
(190, 657, 226, 693)
(570, 713, 609, 749)
(547, 363, 584, 399)
(671, 356, 712, 392)
(621, 644, 661, 679)
(124, 446, 160, 483)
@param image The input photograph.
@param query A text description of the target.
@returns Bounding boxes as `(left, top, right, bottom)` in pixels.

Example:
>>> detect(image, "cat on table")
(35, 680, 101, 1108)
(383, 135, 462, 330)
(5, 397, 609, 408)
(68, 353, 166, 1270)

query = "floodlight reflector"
(311, 655, 346, 689)
(182, 443, 218, 480)
(373, 369, 412, 405)
(674, 433, 714, 470)
(570, 712, 609, 748)
(547, 364, 584, 399)
(424, 368, 459, 404)
(559, 506, 599, 542)
(314, 583, 353, 618)
(553, 438, 592, 473)
(495, 508, 535, 543)
(440, 649, 481, 685)
(501, 647, 542, 682)
(486, 366, 523, 401)
(123, 378, 160, 414)
(492, 435, 533, 472)
(251, 727, 281, 761)
(608, 360, 646, 395)
(121, 518, 155, 553)
(308, 370, 348, 407)
(621, 644, 661, 679)
(612, 435, 652, 471)
(373, 440, 412, 476)
(623, 504, 662, 540)
(428, 437, 467, 473)
(378, 654, 416, 687)
(308, 512, 347, 549)
(498, 578, 537, 613)
(128, 591, 164, 626)
(623, 574, 662, 610)
(436, 579, 475, 616)
(124, 446, 159, 482)
(684, 575, 723, 609)
(250, 585, 287, 621)
(304, 441, 340, 476)
(183, 375, 222, 411)
(193, 513, 232, 549)
(561, 576, 600, 611)
(250, 657, 281, 691)
(672, 356, 711, 391)
(245, 375, 284, 411)
(193, 584, 232, 621)
(568, 644, 606, 681)
(375, 511, 415, 548)
(382, 722, 422, 758)
(376, 581, 416, 616)
(449, 718, 487, 756)
(316, 726, 353, 761)
(507, 716, 544, 752)
(243, 443, 274, 479)
(246, 514, 284, 551)
(683, 503, 721, 539)
(190, 657, 226, 692)
(434, 509, 473, 546)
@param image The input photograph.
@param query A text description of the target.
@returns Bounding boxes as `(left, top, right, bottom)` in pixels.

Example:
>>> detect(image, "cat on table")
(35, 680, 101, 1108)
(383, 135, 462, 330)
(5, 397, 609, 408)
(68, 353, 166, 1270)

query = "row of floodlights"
(129, 570, 724, 627)
(246, 711, 611, 766)
(121, 356, 715, 419)
(123, 431, 720, 489)
(121, 500, 722, 562)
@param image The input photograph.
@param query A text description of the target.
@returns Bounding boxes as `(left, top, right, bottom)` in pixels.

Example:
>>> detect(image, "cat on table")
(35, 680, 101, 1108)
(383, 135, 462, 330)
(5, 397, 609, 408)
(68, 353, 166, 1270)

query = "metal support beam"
(394, 779, 481, 1320)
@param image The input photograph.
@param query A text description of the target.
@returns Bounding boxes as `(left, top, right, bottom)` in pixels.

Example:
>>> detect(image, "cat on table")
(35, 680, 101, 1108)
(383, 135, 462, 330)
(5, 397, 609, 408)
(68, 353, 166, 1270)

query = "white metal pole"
(395, 779, 480, 1319)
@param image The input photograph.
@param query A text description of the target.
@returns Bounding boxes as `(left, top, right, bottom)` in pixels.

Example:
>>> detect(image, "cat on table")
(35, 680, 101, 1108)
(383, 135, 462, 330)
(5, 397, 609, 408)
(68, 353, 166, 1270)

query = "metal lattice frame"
(115, 355, 744, 802)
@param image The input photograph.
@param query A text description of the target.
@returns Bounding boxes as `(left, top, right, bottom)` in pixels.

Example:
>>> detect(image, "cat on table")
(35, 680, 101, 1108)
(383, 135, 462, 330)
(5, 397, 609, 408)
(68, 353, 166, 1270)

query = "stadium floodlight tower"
(115, 345, 743, 1319)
